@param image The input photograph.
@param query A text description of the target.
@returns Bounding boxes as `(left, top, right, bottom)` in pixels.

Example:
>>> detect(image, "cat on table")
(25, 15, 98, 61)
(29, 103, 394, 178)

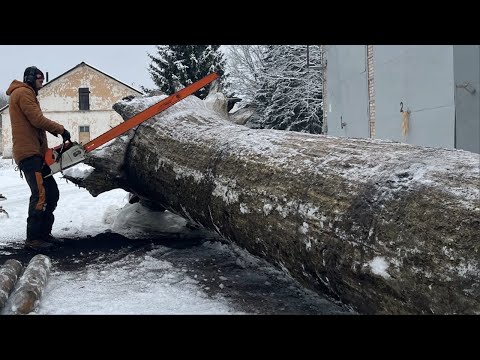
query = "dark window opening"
(79, 88, 90, 111)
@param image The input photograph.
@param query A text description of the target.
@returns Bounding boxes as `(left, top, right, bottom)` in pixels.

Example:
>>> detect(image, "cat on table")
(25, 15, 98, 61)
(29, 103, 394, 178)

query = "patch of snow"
(239, 203, 250, 214)
(173, 163, 205, 183)
(63, 163, 94, 180)
(212, 178, 239, 205)
(367, 257, 391, 279)
(263, 203, 273, 216)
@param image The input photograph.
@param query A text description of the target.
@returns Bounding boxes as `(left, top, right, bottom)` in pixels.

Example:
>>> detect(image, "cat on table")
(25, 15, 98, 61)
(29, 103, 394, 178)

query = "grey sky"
(0, 45, 158, 94)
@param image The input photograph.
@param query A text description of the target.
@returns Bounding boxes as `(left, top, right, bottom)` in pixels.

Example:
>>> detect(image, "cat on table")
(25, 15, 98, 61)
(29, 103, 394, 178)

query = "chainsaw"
(44, 72, 219, 177)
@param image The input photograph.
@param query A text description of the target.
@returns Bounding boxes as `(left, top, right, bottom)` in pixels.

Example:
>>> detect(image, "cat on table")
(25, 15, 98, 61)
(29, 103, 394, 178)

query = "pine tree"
(249, 45, 323, 134)
(145, 45, 228, 99)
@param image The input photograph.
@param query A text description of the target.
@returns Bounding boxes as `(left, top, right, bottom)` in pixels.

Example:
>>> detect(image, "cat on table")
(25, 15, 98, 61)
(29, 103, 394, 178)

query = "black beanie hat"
(23, 66, 44, 85)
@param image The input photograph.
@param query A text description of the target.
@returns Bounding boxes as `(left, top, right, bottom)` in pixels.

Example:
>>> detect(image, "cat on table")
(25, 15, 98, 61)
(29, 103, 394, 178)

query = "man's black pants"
(19, 155, 59, 241)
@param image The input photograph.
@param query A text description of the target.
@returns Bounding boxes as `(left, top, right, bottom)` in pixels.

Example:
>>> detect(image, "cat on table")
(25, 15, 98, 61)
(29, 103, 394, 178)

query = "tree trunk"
(0, 259, 23, 311)
(67, 93, 480, 314)
(2, 255, 51, 315)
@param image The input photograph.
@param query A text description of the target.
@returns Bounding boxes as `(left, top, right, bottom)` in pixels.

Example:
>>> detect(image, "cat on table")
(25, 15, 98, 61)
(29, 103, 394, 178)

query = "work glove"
(61, 129, 71, 142)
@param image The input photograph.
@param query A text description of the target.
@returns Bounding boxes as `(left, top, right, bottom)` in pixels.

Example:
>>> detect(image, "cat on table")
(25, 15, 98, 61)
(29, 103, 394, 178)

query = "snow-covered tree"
(144, 45, 228, 99)
(224, 45, 267, 102)
(0, 93, 7, 109)
(248, 45, 323, 134)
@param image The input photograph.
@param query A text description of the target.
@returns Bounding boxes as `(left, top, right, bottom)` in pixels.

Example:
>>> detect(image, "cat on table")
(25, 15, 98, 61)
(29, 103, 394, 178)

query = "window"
(79, 125, 90, 144)
(79, 88, 90, 111)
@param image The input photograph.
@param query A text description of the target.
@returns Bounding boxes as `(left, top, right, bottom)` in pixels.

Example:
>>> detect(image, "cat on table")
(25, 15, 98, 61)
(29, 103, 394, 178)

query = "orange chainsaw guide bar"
(45, 72, 219, 167)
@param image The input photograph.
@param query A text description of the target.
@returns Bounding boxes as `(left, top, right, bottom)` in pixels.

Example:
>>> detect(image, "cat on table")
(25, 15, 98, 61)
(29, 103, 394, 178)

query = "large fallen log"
(66, 91, 480, 314)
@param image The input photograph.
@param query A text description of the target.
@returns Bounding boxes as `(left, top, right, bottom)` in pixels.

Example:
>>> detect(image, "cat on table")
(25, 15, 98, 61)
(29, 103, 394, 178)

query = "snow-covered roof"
(46, 61, 144, 94)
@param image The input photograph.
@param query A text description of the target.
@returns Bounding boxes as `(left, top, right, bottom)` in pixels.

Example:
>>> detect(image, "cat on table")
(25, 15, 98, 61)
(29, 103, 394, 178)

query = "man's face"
(35, 74, 44, 90)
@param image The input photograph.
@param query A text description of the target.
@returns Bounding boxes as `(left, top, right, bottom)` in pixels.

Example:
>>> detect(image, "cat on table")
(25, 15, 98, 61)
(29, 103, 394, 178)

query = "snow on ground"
(0, 158, 240, 314)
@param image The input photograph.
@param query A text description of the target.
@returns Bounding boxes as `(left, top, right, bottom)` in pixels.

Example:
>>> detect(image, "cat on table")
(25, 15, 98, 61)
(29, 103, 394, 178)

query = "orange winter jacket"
(6, 80, 65, 165)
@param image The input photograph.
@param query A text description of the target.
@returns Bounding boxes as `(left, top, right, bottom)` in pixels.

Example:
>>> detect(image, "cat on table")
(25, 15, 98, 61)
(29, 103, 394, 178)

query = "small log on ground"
(0, 259, 23, 310)
(65, 92, 480, 315)
(2, 255, 51, 315)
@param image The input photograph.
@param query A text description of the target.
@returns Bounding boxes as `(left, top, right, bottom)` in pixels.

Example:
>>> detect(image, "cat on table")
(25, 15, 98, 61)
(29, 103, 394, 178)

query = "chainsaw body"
(44, 141, 86, 176)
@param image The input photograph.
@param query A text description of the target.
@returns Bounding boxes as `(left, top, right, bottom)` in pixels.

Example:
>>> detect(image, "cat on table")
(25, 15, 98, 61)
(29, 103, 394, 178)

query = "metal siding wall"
(326, 45, 343, 136)
(367, 45, 376, 138)
(374, 45, 456, 148)
(326, 45, 369, 138)
(453, 45, 480, 154)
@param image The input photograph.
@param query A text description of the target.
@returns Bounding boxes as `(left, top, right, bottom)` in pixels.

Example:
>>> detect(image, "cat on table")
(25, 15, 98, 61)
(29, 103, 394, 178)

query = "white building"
(0, 62, 143, 157)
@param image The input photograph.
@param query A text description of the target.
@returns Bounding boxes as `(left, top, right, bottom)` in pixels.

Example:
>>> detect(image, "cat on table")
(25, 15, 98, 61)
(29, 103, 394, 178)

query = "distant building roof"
(0, 61, 144, 114)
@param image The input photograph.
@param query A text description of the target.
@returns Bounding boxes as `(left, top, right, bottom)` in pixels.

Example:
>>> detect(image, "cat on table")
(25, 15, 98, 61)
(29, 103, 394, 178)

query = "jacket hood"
(6, 80, 33, 96)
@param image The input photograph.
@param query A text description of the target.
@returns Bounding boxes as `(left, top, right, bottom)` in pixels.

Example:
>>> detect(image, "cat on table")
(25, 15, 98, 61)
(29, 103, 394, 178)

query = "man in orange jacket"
(6, 66, 71, 251)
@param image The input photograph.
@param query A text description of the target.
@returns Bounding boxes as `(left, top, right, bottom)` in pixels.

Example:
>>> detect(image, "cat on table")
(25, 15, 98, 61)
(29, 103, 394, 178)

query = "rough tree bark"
(2, 255, 51, 315)
(65, 92, 480, 315)
(0, 259, 23, 311)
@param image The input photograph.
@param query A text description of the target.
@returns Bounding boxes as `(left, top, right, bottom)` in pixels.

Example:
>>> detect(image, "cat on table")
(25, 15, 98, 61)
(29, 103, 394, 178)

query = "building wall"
(374, 45, 455, 149)
(325, 45, 369, 138)
(1, 64, 142, 159)
(453, 45, 480, 154)
(324, 45, 477, 151)
(366, 45, 376, 138)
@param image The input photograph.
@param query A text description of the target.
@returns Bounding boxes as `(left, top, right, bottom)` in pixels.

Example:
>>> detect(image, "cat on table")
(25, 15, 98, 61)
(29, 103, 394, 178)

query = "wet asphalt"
(0, 231, 354, 315)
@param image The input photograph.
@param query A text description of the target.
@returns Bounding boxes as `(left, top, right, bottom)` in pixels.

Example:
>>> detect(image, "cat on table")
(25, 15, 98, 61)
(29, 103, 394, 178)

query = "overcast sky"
(0, 45, 158, 94)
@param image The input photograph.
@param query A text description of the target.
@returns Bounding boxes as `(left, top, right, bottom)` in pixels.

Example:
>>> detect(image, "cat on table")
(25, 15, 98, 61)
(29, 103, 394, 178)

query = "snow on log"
(2, 255, 51, 315)
(0, 259, 23, 311)
(65, 91, 480, 315)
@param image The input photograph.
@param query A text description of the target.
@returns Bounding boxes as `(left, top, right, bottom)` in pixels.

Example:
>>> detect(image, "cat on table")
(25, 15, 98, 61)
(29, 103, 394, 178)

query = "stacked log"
(2, 255, 51, 315)
(0, 259, 23, 310)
